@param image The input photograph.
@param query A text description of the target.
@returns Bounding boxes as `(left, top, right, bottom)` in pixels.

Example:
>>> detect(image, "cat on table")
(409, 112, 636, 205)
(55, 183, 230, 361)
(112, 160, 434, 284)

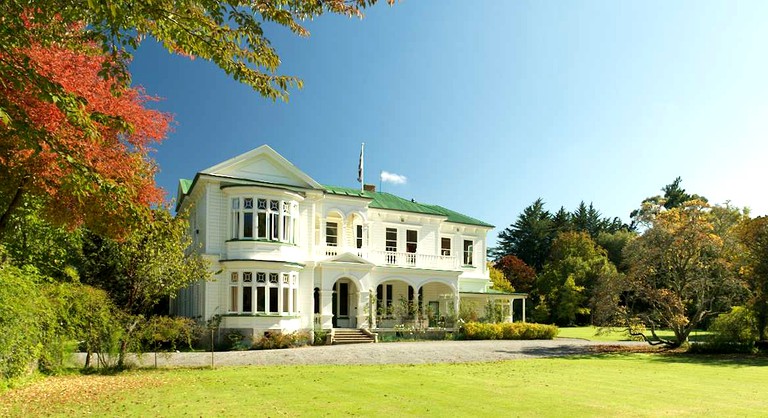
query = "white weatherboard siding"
(174, 145, 523, 338)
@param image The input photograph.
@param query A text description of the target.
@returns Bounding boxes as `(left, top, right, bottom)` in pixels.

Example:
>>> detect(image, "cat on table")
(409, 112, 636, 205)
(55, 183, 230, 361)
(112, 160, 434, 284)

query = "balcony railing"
(316, 246, 456, 270)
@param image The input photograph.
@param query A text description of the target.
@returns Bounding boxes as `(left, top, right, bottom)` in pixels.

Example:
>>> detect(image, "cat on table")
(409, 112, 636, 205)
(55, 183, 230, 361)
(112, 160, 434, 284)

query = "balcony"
(316, 246, 456, 270)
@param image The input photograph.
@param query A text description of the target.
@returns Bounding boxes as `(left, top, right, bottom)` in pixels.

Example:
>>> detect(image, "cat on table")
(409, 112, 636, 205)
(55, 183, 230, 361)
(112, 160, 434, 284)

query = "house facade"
(172, 145, 525, 338)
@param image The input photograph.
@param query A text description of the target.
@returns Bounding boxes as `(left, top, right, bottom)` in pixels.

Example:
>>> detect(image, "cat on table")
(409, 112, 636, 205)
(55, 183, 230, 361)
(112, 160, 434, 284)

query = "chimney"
(363, 184, 376, 192)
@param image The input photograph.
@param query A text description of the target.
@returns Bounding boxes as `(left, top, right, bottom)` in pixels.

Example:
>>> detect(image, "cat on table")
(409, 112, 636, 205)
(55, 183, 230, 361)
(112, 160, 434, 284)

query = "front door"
(336, 282, 350, 327)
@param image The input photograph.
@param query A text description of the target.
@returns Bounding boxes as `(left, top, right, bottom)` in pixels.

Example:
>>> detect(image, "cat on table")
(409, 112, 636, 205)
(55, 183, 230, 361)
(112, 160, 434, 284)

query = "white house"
(172, 145, 525, 341)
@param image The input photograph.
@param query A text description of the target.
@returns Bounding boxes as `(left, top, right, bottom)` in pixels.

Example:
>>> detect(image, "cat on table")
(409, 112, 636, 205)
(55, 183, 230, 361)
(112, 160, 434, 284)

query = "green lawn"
(557, 326, 711, 342)
(3, 354, 767, 417)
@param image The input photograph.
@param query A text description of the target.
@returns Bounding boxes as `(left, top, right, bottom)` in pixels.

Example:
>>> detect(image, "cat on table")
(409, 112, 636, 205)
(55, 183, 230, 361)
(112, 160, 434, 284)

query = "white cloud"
(380, 171, 407, 185)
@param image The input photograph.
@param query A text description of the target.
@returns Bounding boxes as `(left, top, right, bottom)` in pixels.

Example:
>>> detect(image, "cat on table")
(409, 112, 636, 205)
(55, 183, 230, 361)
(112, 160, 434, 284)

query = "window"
(231, 199, 240, 239)
(406, 230, 417, 253)
(257, 199, 267, 239)
(292, 203, 299, 244)
(281, 202, 291, 242)
(269, 287, 279, 313)
(229, 196, 297, 243)
(242, 287, 253, 313)
(256, 286, 266, 312)
(314, 287, 320, 314)
(243, 198, 254, 238)
(463, 240, 474, 266)
(441, 237, 452, 256)
(326, 222, 338, 247)
(270, 200, 280, 240)
(229, 272, 238, 312)
(230, 271, 298, 315)
(385, 228, 397, 252)
(386, 284, 393, 312)
(406, 230, 417, 265)
(356, 225, 364, 249)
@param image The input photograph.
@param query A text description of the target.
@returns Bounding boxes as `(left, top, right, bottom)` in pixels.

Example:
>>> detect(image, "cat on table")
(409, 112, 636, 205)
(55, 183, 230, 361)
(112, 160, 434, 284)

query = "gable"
(202, 145, 322, 189)
(326, 252, 375, 265)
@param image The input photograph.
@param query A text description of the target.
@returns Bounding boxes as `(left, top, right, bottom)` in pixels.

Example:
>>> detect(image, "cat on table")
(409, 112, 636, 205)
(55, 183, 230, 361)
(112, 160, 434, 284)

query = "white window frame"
(441, 236, 452, 256)
(463, 239, 474, 266)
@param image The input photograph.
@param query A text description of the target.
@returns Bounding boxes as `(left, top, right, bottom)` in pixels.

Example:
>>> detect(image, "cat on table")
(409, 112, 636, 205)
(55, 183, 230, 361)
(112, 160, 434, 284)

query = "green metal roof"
(419, 203, 494, 228)
(179, 178, 193, 195)
(324, 185, 493, 228)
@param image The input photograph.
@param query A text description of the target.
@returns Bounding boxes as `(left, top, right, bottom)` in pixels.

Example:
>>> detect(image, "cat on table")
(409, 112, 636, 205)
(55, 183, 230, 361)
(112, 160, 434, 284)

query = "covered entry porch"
(373, 279, 458, 330)
(459, 291, 528, 323)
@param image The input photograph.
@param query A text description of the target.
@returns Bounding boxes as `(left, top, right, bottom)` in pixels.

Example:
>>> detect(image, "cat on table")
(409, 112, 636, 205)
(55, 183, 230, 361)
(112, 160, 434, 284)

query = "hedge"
(460, 322, 558, 340)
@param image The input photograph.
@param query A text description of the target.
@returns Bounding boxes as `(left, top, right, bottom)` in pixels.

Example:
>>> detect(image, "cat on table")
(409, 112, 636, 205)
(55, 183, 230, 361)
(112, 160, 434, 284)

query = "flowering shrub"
(253, 330, 311, 350)
(460, 322, 558, 340)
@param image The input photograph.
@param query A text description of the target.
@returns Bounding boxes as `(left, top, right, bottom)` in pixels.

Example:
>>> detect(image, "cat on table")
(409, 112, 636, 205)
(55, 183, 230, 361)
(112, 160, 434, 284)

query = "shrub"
(459, 300, 480, 323)
(313, 329, 328, 345)
(139, 316, 197, 352)
(708, 307, 758, 345)
(686, 307, 760, 354)
(254, 330, 311, 350)
(687, 341, 757, 354)
(0, 263, 47, 380)
(460, 322, 558, 340)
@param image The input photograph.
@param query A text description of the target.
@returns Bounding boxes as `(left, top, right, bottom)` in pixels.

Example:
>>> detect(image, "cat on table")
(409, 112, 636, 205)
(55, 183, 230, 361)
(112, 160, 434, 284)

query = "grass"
(557, 326, 712, 342)
(2, 354, 767, 417)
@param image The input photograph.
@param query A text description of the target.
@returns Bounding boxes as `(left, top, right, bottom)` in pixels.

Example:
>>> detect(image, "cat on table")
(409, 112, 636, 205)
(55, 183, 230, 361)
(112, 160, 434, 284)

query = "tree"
(80, 207, 209, 366)
(0, 39, 171, 239)
(80, 208, 209, 316)
(623, 201, 742, 347)
(2, 1, 393, 239)
(537, 231, 619, 326)
(495, 198, 554, 271)
(595, 229, 636, 272)
(494, 255, 536, 294)
(488, 263, 515, 293)
(0, 196, 84, 280)
(630, 177, 707, 228)
(551, 206, 573, 233)
(736, 216, 768, 341)
(1, 1, 392, 163)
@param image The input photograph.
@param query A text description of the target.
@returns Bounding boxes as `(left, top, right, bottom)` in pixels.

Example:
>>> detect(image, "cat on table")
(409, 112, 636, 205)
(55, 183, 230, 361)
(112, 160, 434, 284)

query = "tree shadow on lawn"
(542, 344, 768, 368)
(496, 344, 594, 358)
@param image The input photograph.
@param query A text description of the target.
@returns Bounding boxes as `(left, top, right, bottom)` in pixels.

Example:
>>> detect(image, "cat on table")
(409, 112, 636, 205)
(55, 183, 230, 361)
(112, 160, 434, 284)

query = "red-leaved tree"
(494, 255, 537, 294)
(0, 34, 172, 238)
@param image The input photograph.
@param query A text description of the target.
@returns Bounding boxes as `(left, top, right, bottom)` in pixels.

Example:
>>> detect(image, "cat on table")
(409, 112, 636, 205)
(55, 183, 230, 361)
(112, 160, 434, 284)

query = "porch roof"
(460, 290, 528, 297)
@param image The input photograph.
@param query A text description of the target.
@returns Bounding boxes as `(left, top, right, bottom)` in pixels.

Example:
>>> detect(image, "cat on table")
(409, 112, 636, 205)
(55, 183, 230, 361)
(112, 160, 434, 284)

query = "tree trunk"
(0, 185, 24, 238)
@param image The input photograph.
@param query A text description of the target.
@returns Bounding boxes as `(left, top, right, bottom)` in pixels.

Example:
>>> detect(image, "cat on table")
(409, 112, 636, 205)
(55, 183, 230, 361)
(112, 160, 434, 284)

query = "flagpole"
(359, 143, 365, 191)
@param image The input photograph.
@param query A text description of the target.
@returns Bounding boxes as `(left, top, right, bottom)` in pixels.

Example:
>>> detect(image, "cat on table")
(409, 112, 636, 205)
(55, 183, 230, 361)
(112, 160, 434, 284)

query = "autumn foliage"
(494, 255, 537, 294)
(0, 36, 172, 237)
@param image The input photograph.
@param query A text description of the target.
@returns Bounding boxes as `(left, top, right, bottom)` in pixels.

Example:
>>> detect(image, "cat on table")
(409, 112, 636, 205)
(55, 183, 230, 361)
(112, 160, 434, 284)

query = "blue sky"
(130, 1, 768, 243)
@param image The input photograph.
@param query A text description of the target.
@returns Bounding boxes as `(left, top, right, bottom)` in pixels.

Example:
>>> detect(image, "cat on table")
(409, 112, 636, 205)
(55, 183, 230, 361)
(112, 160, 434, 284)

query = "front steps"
(331, 328, 377, 345)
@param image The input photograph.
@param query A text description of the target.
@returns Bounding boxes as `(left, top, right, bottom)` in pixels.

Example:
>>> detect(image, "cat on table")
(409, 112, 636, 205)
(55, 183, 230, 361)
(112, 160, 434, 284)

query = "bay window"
(228, 270, 300, 315)
(230, 196, 298, 243)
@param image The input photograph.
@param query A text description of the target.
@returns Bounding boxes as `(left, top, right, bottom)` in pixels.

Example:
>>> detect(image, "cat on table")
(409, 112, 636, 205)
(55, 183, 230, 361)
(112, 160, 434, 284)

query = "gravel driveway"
(72, 338, 644, 368)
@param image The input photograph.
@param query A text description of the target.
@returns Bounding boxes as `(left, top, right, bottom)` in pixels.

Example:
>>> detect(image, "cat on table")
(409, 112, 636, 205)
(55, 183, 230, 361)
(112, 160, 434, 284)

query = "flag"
(357, 143, 364, 184)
